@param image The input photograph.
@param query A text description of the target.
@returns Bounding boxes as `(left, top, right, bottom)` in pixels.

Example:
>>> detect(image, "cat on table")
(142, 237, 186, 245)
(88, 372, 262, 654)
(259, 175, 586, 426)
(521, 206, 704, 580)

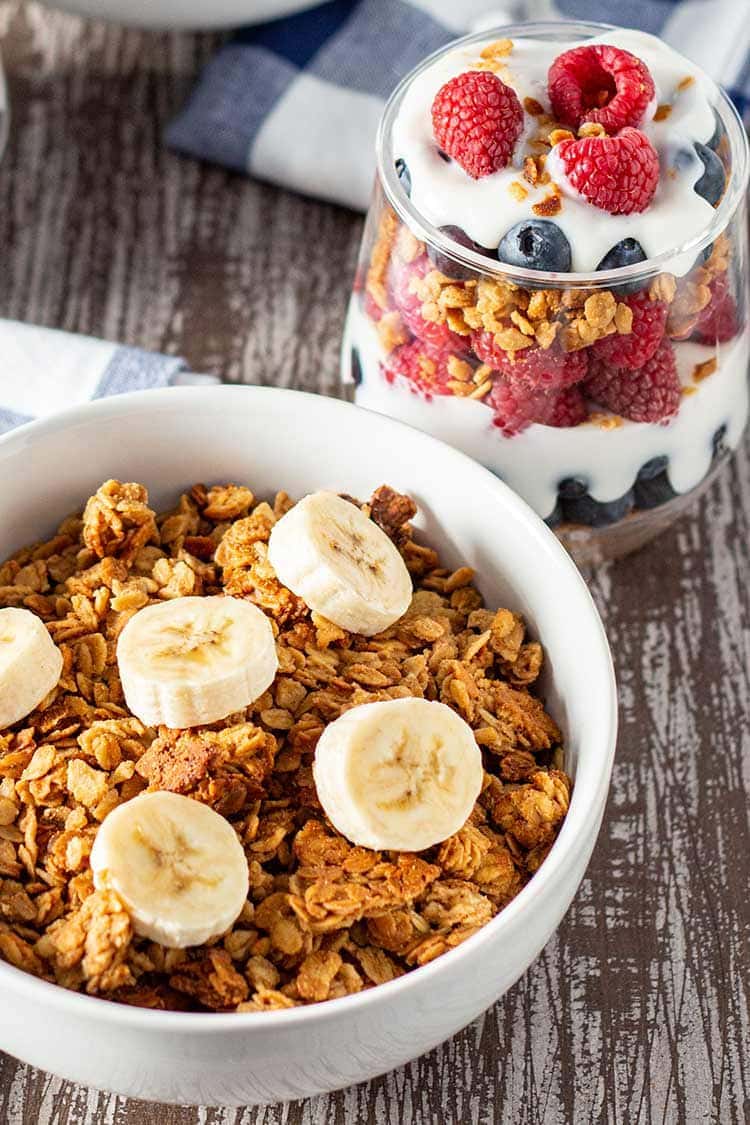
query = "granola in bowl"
(0, 477, 570, 1012)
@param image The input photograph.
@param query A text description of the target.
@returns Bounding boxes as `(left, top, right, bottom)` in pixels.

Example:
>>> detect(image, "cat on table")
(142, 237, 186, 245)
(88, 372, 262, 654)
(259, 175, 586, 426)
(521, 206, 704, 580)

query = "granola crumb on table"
(0, 479, 571, 1011)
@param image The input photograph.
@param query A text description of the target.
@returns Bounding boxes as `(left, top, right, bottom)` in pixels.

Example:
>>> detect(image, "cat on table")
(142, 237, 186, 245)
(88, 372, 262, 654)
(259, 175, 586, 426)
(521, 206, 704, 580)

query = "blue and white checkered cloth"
(0, 321, 214, 436)
(167, 0, 750, 211)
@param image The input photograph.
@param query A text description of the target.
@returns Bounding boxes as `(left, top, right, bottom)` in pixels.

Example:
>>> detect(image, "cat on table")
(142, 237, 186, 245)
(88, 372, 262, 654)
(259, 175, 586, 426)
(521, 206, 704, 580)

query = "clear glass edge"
(0, 48, 9, 166)
(376, 20, 750, 290)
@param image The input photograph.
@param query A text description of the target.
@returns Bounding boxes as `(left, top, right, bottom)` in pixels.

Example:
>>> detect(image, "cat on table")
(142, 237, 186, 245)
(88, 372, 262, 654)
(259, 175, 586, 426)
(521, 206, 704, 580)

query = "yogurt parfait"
(344, 22, 749, 564)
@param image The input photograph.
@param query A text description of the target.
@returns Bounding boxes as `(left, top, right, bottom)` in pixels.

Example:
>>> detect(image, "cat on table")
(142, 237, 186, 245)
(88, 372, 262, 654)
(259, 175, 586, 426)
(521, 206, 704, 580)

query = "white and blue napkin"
(167, 0, 750, 211)
(0, 321, 214, 436)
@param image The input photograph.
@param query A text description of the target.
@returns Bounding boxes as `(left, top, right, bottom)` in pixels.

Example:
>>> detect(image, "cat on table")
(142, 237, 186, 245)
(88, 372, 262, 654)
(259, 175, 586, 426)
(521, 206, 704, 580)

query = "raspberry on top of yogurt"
(548, 43, 656, 133)
(393, 29, 723, 274)
(551, 127, 660, 216)
(431, 70, 523, 178)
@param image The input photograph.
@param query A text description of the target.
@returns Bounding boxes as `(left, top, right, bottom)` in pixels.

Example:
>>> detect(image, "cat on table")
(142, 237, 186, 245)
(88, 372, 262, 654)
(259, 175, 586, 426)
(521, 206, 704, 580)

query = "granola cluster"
(0, 480, 570, 1011)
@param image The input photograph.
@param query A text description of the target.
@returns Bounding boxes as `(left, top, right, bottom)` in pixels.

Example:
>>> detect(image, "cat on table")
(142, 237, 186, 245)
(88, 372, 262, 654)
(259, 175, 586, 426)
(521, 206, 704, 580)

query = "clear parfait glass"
(342, 21, 750, 566)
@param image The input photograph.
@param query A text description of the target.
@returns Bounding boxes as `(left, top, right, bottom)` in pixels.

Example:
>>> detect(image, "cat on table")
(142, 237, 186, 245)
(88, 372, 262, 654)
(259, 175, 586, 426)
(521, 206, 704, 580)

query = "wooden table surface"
(0, 5, 748, 1122)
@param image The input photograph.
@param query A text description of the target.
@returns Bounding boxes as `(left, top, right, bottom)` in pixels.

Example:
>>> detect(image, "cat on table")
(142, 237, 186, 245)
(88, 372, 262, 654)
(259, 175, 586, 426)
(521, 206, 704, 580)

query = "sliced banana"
(117, 595, 278, 729)
(0, 607, 63, 730)
(90, 791, 249, 948)
(267, 491, 413, 637)
(313, 697, 483, 852)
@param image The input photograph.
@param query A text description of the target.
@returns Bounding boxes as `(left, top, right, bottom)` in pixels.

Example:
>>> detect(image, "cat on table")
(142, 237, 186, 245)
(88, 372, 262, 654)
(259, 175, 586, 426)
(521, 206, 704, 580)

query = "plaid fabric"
(167, 0, 750, 211)
(0, 321, 215, 436)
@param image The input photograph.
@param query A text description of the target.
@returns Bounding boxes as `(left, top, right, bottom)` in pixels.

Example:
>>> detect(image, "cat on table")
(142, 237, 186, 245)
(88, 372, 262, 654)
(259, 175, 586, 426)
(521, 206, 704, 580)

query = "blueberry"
(441, 224, 493, 255)
(707, 109, 726, 153)
(693, 142, 725, 206)
(695, 241, 714, 268)
(596, 239, 648, 296)
(562, 490, 635, 527)
(428, 225, 493, 279)
(558, 477, 588, 500)
(350, 347, 363, 386)
(634, 470, 677, 510)
(545, 501, 563, 530)
(597, 238, 647, 272)
(712, 424, 729, 461)
(497, 220, 572, 274)
(395, 158, 411, 197)
(637, 456, 668, 481)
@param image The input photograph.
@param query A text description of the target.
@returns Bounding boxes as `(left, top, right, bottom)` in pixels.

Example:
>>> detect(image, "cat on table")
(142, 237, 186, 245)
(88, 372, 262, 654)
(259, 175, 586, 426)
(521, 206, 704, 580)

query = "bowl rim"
(377, 19, 750, 290)
(0, 385, 618, 1032)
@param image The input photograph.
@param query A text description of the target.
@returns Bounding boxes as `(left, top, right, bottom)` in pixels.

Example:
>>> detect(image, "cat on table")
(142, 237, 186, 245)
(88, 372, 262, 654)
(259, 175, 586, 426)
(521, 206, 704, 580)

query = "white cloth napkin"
(0, 321, 216, 435)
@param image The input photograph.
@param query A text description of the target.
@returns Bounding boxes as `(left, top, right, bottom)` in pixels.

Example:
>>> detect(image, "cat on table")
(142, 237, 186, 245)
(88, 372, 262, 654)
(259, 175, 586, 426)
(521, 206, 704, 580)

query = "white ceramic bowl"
(0, 386, 617, 1106)
(37, 0, 320, 29)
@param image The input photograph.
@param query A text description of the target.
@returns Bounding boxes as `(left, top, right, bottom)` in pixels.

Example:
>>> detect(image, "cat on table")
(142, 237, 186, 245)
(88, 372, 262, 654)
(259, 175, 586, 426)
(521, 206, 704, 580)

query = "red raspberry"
(549, 385, 589, 427)
(363, 291, 385, 322)
(431, 71, 523, 179)
(471, 330, 514, 370)
(390, 253, 430, 311)
(381, 340, 453, 399)
(695, 275, 739, 344)
(548, 44, 655, 133)
(585, 339, 681, 423)
(406, 312, 470, 360)
(592, 292, 668, 369)
(489, 379, 587, 435)
(472, 333, 588, 390)
(553, 128, 659, 215)
(489, 379, 546, 435)
(390, 255, 469, 357)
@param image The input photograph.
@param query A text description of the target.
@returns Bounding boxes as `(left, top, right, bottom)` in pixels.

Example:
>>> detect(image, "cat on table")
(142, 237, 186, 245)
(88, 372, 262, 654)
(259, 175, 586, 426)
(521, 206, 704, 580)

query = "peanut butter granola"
(0, 480, 570, 1011)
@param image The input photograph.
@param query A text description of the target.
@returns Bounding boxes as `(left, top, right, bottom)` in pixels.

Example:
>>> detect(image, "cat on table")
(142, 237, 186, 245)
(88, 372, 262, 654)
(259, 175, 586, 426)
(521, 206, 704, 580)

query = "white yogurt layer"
(392, 29, 719, 275)
(344, 299, 749, 520)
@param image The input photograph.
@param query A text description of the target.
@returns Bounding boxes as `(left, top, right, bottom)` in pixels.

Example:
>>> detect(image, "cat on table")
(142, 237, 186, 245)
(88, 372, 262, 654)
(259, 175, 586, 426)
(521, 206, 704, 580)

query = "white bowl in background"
(0, 386, 617, 1106)
(37, 0, 321, 29)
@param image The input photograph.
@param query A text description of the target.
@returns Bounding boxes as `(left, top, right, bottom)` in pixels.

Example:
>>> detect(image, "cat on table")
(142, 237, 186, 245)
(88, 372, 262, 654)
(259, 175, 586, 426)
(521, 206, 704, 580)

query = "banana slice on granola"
(313, 697, 483, 851)
(0, 607, 63, 730)
(116, 595, 278, 729)
(267, 491, 413, 636)
(90, 791, 249, 948)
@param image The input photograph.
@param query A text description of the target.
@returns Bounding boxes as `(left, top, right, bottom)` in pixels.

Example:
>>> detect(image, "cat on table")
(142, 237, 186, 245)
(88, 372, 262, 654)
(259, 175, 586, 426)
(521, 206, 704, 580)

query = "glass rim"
(376, 19, 750, 289)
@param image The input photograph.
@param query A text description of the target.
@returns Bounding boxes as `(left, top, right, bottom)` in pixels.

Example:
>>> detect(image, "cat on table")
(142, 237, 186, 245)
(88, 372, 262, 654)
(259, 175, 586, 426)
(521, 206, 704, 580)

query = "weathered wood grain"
(0, 4, 748, 1122)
